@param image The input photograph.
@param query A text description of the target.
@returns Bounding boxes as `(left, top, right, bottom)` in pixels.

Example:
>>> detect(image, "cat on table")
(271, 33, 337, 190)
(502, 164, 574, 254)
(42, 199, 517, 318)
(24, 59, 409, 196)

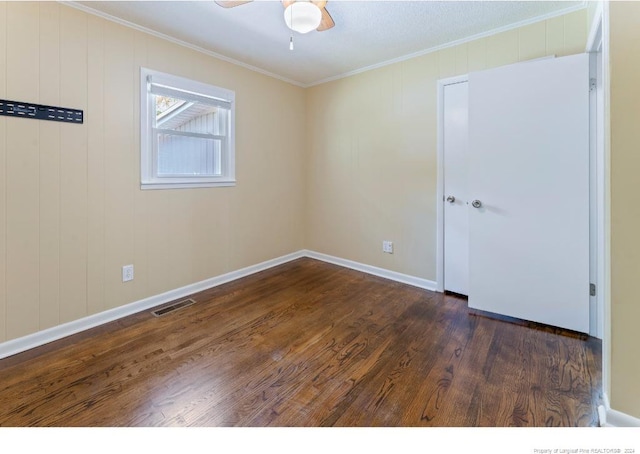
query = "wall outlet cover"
(122, 265, 134, 282)
(383, 241, 393, 254)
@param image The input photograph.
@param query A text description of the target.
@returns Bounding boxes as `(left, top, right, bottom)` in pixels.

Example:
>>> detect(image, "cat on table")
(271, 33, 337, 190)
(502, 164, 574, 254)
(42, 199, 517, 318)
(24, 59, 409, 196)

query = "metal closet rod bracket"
(0, 99, 83, 124)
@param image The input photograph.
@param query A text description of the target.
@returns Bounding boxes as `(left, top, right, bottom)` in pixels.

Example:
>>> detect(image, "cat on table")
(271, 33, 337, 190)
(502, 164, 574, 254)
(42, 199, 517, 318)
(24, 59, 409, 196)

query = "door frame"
(435, 53, 605, 339)
(436, 74, 468, 293)
(585, 0, 609, 406)
(588, 22, 605, 340)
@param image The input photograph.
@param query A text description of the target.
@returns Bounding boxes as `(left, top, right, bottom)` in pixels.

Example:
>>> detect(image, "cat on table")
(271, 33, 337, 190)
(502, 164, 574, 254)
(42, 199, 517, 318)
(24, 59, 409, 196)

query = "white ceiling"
(72, 0, 586, 87)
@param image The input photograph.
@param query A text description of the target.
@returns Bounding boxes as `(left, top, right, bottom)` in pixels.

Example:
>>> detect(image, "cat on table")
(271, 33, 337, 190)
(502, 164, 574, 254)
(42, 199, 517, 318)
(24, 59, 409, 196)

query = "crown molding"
(60, 2, 588, 88)
(59, 1, 306, 88)
(306, 1, 588, 87)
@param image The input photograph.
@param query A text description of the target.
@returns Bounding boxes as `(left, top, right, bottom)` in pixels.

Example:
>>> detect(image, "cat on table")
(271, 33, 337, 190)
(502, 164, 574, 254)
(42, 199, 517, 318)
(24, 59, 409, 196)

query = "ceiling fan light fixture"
(284, 2, 322, 34)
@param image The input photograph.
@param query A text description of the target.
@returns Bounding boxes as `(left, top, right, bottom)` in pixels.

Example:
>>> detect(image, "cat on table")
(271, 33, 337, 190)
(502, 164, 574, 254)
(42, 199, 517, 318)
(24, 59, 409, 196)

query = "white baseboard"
(0, 249, 437, 360)
(302, 250, 438, 291)
(0, 251, 305, 360)
(599, 393, 640, 427)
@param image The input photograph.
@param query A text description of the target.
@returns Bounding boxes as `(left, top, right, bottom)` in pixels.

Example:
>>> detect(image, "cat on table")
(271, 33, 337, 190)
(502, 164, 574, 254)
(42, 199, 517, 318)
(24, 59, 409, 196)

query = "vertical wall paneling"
(546, 16, 565, 58)
(145, 191, 172, 298)
(145, 41, 187, 295)
(564, 10, 588, 55)
(59, 6, 88, 323)
(167, 189, 195, 290)
(306, 9, 588, 281)
(6, 2, 40, 339)
(103, 21, 135, 310)
(518, 21, 546, 62)
(38, 2, 61, 330)
(485, 29, 519, 68)
(146, 42, 197, 295)
(455, 44, 469, 76)
(155, 44, 197, 290)
(132, 30, 148, 302)
(87, 14, 105, 316)
(391, 64, 403, 117)
(194, 55, 233, 280)
(467, 38, 487, 72)
(438, 47, 457, 80)
(0, 2, 307, 346)
(0, 2, 7, 342)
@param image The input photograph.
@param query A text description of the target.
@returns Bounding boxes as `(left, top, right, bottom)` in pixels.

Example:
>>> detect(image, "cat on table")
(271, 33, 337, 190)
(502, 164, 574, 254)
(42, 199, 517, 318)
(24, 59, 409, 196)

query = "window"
(140, 68, 235, 189)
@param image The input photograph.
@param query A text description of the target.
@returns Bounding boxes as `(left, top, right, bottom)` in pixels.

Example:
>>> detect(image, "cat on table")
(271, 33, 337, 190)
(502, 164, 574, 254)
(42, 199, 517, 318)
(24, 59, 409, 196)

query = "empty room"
(0, 0, 638, 441)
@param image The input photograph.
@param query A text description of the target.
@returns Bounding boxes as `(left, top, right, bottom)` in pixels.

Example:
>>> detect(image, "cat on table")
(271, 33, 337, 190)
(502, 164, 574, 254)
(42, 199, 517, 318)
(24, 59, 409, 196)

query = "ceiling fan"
(215, 1, 335, 33)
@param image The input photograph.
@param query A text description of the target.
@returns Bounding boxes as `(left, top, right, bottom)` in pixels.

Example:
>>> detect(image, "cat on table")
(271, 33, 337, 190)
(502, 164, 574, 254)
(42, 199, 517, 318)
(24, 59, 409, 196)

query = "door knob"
(472, 200, 482, 208)
(446, 196, 456, 203)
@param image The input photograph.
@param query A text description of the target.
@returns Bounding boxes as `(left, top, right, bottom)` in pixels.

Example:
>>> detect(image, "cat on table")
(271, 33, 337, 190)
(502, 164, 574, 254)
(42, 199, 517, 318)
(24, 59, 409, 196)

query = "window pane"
(155, 95, 182, 116)
(154, 94, 227, 135)
(157, 133, 222, 177)
(141, 68, 235, 189)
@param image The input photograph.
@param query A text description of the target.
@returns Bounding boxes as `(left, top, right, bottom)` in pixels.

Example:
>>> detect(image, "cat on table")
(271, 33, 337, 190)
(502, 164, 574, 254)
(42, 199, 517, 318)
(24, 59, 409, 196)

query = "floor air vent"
(151, 298, 196, 317)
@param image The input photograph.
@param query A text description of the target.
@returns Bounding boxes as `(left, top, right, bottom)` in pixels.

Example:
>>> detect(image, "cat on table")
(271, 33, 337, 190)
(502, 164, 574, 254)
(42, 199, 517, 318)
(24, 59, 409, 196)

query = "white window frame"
(140, 67, 236, 190)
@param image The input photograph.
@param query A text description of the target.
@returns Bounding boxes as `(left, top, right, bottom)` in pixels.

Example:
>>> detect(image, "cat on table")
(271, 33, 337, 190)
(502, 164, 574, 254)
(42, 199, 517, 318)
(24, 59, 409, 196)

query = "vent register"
(151, 298, 197, 317)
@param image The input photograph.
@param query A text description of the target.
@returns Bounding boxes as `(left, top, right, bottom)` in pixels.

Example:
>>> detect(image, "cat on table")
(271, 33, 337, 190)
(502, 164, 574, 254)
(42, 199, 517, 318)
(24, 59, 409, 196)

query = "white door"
(443, 81, 469, 295)
(468, 53, 590, 333)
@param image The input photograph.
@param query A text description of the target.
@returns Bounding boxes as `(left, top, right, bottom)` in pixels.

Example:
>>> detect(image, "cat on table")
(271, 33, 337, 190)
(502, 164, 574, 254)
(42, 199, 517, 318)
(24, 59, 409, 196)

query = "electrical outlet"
(122, 264, 134, 282)
(382, 241, 393, 254)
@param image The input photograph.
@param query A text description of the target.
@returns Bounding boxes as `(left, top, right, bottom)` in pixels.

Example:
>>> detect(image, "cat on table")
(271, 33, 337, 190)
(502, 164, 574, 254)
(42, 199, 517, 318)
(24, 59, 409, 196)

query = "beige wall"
(0, 2, 306, 343)
(609, 0, 640, 419)
(306, 9, 588, 280)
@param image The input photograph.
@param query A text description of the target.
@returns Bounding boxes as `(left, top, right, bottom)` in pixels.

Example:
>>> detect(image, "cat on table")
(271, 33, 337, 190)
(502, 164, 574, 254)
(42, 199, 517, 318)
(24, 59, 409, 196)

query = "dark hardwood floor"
(0, 258, 602, 427)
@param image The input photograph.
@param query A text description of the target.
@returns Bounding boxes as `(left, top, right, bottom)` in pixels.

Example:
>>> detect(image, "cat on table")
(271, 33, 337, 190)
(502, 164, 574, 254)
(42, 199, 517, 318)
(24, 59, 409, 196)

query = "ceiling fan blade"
(215, 1, 253, 8)
(317, 6, 335, 31)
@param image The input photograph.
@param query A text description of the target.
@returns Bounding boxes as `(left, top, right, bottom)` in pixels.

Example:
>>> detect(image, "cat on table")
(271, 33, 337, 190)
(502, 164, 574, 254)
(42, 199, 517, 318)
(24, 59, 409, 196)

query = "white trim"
(60, 1, 305, 88)
(586, 1, 610, 405)
(599, 394, 640, 427)
(140, 67, 236, 189)
(436, 75, 469, 293)
(303, 250, 437, 291)
(140, 181, 236, 190)
(600, 0, 611, 410)
(587, 11, 605, 340)
(606, 409, 640, 428)
(586, 1, 604, 53)
(306, 3, 587, 87)
(0, 251, 305, 360)
(62, 1, 586, 89)
(588, 51, 597, 337)
(597, 404, 607, 427)
(0, 250, 437, 360)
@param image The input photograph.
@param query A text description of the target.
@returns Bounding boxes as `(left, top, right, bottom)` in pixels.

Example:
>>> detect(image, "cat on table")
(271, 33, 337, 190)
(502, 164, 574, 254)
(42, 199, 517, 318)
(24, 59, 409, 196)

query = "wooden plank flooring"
(0, 258, 602, 427)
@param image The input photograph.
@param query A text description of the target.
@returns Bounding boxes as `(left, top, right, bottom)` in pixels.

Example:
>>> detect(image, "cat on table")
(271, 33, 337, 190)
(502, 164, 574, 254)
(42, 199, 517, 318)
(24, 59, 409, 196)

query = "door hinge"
(590, 283, 597, 296)
(590, 78, 597, 92)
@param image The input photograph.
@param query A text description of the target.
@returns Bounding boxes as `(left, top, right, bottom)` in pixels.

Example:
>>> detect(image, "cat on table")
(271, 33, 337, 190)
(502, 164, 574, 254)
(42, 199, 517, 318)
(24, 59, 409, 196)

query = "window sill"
(141, 180, 236, 190)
